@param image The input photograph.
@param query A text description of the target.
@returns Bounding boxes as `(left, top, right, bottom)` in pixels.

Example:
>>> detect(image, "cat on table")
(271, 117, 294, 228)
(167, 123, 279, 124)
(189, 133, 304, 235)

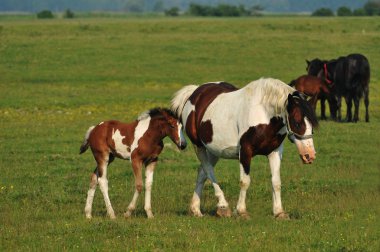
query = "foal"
(289, 75, 336, 120)
(80, 108, 187, 219)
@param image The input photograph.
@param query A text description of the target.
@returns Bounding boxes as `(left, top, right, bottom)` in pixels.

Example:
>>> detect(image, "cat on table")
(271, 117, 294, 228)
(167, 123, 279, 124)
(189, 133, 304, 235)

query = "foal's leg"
(268, 145, 289, 219)
(194, 147, 231, 217)
(97, 154, 116, 219)
(84, 170, 98, 219)
(124, 159, 143, 218)
(144, 160, 157, 219)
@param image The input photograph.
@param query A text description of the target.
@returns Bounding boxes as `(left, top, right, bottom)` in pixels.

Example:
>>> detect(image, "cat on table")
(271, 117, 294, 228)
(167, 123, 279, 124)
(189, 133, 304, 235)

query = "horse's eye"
(170, 124, 175, 129)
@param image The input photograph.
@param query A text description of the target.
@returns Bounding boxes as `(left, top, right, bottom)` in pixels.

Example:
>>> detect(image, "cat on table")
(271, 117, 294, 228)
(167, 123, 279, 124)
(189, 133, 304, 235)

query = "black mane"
(292, 92, 319, 128)
(147, 107, 178, 120)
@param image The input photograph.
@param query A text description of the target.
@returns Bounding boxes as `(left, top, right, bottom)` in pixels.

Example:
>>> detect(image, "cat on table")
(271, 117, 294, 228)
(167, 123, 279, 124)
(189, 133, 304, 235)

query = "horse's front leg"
(124, 159, 143, 218)
(268, 145, 289, 220)
(237, 147, 252, 218)
(144, 160, 157, 219)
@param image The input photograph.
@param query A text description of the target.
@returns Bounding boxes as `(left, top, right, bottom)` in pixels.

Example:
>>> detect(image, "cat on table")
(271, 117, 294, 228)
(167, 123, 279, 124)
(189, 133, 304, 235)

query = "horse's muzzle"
(300, 153, 315, 164)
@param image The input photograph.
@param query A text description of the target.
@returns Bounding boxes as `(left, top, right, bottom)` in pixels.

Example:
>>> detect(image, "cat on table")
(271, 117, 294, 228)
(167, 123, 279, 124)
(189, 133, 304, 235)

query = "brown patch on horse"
(239, 117, 286, 174)
(186, 82, 238, 146)
(198, 120, 213, 144)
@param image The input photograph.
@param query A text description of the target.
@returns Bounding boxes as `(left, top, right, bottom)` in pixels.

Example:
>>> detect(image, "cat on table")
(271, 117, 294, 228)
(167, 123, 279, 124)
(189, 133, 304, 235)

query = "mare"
(80, 108, 187, 219)
(306, 53, 370, 122)
(171, 78, 318, 219)
(289, 74, 337, 120)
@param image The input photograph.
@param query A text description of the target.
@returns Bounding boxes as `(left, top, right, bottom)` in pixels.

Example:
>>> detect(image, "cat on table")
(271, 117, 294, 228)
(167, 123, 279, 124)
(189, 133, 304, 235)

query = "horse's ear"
(306, 59, 310, 66)
(287, 94, 294, 107)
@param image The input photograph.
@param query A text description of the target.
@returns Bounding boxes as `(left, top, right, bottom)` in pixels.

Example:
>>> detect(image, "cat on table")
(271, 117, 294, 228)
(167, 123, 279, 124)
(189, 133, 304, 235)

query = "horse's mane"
(245, 78, 295, 114)
(137, 107, 178, 121)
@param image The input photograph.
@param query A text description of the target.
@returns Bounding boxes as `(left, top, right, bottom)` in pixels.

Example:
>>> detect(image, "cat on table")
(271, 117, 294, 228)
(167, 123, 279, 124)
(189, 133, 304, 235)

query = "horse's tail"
(289, 79, 296, 87)
(170, 85, 198, 118)
(80, 126, 95, 154)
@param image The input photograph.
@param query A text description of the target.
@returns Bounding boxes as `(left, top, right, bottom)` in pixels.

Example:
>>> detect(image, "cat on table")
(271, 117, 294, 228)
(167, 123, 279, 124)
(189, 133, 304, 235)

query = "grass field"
(0, 16, 379, 251)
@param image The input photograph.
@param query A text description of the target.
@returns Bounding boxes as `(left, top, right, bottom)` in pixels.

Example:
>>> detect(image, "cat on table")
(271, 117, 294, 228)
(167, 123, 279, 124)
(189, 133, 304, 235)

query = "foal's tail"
(79, 126, 95, 154)
(170, 85, 198, 118)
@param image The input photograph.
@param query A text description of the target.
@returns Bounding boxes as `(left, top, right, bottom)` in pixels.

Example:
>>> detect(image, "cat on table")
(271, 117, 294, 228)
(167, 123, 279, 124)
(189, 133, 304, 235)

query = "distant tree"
(165, 7, 179, 16)
(188, 3, 213, 16)
(250, 5, 264, 16)
(337, 6, 352, 16)
(312, 8, 334, 16)
(353, 8, 366, 16)
(37, 10, 54, 19)
(125, 0, 144, 13)
(153, 1, 164, 12)
(364, 1, 380, 15)
(64, 9, 74, 18)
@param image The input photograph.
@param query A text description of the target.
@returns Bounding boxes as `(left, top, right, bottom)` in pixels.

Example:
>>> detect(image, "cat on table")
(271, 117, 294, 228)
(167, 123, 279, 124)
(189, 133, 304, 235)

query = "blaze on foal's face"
(163, 112, 187, 150)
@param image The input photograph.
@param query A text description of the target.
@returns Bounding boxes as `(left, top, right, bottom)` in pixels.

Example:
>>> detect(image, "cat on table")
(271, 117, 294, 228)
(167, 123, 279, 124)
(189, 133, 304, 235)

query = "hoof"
(216, 206, 232, 218)
(109, 214, 116, 220)
(85, 214, 92, 219)
(190, 209, 204, 217)
(146, 212, 154, 219)
(238, 211, 251, 220)
(124, 211, 132, 219)
(275, 212, 290, 220)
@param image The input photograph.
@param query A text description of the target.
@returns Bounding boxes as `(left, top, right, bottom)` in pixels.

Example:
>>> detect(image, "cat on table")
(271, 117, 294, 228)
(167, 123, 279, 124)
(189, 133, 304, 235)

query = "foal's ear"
(306, 59, 310, 66)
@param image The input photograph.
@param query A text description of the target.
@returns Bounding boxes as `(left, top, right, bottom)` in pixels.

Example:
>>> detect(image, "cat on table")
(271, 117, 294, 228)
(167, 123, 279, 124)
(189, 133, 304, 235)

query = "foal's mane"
(137, 107, 178, 121)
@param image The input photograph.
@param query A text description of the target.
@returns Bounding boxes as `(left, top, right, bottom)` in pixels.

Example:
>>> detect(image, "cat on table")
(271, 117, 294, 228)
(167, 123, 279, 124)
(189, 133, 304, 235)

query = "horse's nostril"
(305, 154, 310, 161)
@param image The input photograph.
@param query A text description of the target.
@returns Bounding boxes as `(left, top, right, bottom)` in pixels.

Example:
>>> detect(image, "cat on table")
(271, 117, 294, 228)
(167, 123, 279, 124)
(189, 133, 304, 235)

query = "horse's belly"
(205, 140, 239, 159)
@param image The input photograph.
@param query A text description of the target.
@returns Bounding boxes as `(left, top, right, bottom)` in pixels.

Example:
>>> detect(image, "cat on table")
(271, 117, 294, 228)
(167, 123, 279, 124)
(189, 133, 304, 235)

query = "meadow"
(0, 16, 379, 251)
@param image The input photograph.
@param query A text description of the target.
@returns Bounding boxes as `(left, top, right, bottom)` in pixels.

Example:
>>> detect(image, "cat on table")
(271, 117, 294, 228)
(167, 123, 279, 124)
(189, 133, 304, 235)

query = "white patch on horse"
(98, 122, 104, 125)
(181, 101, 195, 127)
(131, 114, 151, 153)
(112, 129, 131, 159)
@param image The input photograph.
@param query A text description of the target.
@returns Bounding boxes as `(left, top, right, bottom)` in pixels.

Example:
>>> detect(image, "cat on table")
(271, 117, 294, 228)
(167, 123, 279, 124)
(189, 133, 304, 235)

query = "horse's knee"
(136, 183, 143, 193)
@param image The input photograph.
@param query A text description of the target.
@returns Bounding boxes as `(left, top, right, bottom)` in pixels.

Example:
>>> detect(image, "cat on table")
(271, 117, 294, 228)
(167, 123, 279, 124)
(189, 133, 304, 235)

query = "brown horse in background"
(289, 75, 336, 120)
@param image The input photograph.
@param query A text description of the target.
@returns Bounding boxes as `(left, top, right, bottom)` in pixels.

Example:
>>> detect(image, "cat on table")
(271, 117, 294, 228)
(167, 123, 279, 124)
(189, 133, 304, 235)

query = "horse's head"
(286, 92, 318, 164)
(160, 109, 187, 150)
(306, 58, 325, 76)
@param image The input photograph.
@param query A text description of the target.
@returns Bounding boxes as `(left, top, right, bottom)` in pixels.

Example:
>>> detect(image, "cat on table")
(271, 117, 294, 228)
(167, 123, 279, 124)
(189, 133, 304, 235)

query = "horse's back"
(184, 82, 238, 147)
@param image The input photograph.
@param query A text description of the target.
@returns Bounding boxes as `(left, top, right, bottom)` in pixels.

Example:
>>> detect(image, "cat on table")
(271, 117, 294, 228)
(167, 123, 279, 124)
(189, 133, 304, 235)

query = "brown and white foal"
(80, 108, 187, 219)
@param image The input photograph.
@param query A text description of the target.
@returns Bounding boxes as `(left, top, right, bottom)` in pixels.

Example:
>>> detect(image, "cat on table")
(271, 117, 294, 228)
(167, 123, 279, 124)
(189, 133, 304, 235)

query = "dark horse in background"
(289, 75, 337, 120)
(306, 53, 370, 122)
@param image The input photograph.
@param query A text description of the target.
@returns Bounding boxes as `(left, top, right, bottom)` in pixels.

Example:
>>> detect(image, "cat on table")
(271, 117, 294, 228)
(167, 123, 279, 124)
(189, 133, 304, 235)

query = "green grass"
(0, 16, 379, 251)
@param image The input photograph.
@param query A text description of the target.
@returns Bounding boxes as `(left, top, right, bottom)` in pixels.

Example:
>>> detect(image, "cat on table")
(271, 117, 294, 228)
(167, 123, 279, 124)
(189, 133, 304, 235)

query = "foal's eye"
(170, 124, 175, 128)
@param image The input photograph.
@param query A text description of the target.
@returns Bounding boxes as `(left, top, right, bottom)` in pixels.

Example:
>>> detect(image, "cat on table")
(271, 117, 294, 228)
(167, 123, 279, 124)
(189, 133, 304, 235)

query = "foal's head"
(286, 92, 319, 164)
(306, 58, 325, 76)
(150, 108, 187, 150)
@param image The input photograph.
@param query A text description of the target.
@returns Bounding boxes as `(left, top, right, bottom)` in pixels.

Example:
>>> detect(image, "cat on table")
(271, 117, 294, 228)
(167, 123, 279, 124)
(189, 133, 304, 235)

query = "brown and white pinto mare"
(171, 78, 318, 219)
(80, 108, 187, 219)
(289, 75, 337, 120)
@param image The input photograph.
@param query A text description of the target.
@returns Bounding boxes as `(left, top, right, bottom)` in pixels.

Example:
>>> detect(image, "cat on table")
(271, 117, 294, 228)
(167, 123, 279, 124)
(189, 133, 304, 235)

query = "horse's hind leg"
(96, 153, 116, 219)
(190, 165, 207, 217)
(320, 96, 327, 120)
(194, 147, 230, 217)
(353, 95, 360, 122)
(364, 87, 369, 122)
(84, 170, 98, 219)
(124, 159, 143, 218)
(345, 94, 353, 122)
